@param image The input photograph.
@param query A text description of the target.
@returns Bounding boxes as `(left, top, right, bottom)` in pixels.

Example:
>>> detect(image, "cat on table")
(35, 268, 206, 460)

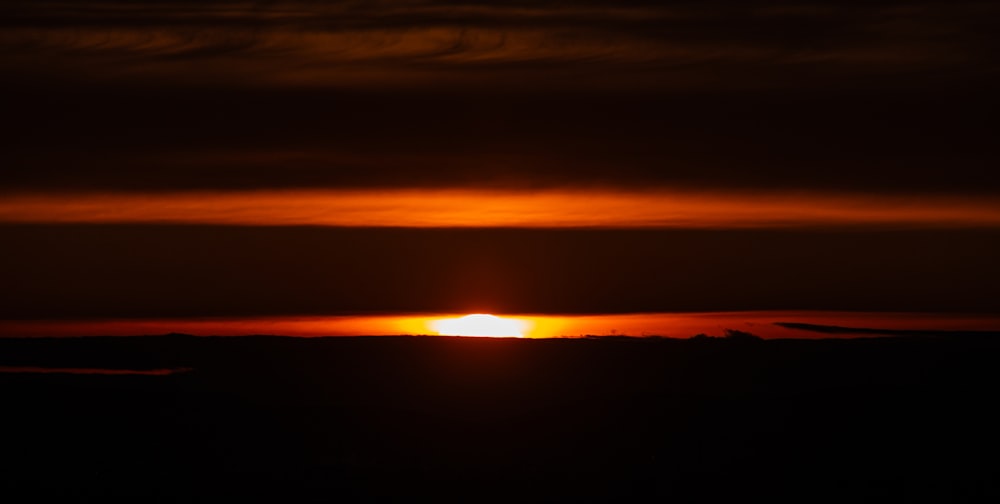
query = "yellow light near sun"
(431, 314, 529, 337)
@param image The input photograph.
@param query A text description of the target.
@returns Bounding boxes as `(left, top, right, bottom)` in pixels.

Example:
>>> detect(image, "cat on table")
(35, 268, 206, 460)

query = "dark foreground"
(2, 334, 998, 502)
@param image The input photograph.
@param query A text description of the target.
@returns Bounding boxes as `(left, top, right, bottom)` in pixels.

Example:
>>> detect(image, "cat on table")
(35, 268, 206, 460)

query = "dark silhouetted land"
(2, 334, 998, 501)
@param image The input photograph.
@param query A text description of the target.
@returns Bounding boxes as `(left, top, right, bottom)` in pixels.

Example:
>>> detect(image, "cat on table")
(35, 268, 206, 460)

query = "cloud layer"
(2, 0, 997, 90)
(2, 0, 998, 195)
(3, 189, 1000, 228)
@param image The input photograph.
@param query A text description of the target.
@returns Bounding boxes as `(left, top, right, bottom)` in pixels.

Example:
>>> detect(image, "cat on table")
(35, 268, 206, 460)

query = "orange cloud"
(1, 189, 999, 228)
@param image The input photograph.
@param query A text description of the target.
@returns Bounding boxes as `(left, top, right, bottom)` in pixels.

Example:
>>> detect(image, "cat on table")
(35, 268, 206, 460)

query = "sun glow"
(431, 314, 529, 337)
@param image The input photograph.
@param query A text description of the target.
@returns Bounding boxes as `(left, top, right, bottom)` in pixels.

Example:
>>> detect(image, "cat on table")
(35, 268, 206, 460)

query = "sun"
(431, 314, 527, 337)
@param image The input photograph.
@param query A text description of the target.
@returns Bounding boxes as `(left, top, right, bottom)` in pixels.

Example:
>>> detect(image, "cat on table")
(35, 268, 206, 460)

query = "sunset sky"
(2, 0, 998, 336)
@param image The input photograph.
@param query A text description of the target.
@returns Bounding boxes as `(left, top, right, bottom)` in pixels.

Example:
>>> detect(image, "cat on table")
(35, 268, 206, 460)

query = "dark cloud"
(2, 85, 997, 194)
(774, 322, 1000, 337)
(1, 225, 997, 318)
(1, 1, 996, 89)
(1, 1, 998, 195)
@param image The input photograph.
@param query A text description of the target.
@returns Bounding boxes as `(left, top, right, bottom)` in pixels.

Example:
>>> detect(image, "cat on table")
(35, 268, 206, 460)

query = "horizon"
(3, 310, 1000, 339)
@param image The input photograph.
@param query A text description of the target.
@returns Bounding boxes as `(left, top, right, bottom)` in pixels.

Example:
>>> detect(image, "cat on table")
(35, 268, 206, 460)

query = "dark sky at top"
(3, 0, 998, 194)
(1, 0, 998, 320)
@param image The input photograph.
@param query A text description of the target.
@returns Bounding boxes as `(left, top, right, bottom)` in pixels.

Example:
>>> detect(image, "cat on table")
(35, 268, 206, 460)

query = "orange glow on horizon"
(1, 189, 1000, 228)
(2, 312, 1000, 339)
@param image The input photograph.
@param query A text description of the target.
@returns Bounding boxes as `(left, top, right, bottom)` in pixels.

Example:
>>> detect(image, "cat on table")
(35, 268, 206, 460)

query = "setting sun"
(431, 314, 528, 337)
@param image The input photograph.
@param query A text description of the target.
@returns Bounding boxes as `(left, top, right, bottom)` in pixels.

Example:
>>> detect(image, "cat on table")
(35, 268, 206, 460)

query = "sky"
(1, 0, 998, 334)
